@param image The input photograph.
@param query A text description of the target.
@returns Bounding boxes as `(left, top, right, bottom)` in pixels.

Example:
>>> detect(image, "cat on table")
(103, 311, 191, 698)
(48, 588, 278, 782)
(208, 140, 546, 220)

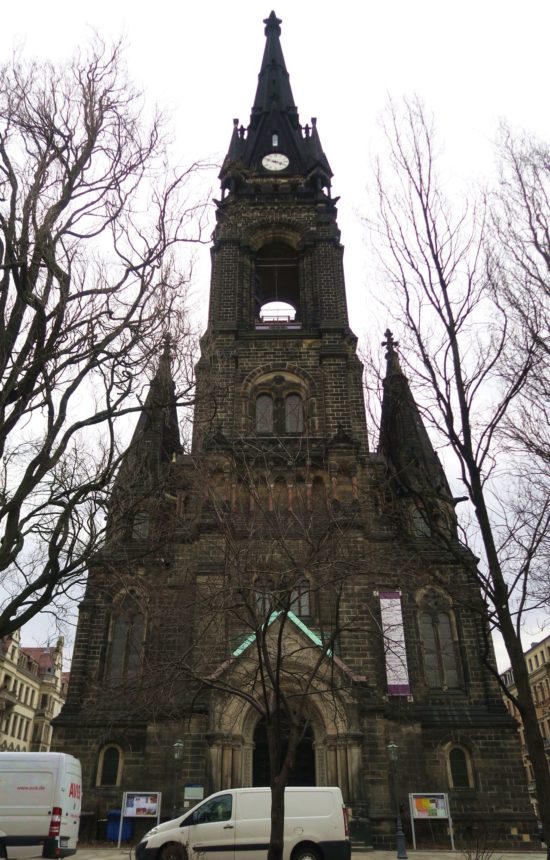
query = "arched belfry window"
(417, 590, 460, 690)
(249, 370, 311, 438)
(255, 243, 300, 323)
(256, 391, 303, 436)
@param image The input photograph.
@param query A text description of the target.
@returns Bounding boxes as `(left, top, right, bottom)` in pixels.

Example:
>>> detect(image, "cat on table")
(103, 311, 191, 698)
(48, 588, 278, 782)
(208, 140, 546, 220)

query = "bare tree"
(0, 40, 207, 637)
(368, 97, 550, 850)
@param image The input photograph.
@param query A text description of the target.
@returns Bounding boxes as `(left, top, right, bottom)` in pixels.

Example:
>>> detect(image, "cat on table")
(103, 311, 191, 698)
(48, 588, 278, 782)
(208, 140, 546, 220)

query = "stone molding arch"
(241, 362, 318, 396)
(414, 584, 453, 609)
(206, 685, 362, 800)
(241, 222, 303, 252)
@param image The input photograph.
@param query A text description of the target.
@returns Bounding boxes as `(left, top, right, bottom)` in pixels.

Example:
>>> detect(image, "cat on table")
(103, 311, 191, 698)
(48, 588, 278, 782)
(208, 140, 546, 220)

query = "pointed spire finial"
(382, 329, 403, 376)
(162, 332, 171, 360)
(382, 328, 399, 355)
(264, 11, 282, 36)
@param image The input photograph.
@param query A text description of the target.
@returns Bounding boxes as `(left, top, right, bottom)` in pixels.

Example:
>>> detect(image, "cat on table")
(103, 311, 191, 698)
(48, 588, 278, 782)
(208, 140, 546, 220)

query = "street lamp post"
(172, 739, 184, 818)
(387, 741, 408, 860)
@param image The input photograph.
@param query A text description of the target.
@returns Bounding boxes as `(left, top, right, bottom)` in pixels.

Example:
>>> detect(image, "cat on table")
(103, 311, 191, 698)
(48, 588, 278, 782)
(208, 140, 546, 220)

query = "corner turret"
(378, 330, 457, 535)
(107, 339, 182, 539)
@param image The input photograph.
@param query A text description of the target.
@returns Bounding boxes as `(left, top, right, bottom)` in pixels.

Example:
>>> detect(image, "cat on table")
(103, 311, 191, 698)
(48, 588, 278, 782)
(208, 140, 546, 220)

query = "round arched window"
(98, 745, 122, 786)
(449, 746, 472, 788)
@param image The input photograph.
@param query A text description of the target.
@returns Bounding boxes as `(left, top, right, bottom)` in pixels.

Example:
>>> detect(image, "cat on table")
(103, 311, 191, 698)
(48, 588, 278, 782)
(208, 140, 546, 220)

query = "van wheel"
(160, 843, 188, 860)
(292, 843, 321, 860)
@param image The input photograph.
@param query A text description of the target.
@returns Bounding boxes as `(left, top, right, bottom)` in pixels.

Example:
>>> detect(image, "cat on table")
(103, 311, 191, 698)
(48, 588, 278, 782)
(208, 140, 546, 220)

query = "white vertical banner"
(378, 590, 410, 696)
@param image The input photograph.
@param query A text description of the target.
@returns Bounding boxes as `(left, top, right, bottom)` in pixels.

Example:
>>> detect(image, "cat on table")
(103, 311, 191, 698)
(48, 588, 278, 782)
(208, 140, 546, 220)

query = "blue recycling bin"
(106, 809, 134, 841)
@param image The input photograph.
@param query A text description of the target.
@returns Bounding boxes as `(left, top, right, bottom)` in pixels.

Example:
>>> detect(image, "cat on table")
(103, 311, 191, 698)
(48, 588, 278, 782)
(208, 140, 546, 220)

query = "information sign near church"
(408, 793, 455, 850)
(117, 792, 162, 847)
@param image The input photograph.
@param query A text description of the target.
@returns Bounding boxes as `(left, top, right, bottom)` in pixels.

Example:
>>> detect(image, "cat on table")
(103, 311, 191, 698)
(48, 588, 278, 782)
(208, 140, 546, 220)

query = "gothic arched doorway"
(252, 719, 316, 787)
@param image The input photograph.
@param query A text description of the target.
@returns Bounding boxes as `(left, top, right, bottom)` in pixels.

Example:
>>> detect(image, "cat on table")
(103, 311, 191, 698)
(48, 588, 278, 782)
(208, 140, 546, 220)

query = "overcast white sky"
(4, 0, 549, 667)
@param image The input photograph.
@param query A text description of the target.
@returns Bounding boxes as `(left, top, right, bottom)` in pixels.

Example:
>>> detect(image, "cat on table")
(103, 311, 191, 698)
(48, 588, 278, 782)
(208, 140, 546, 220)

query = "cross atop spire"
(382, 328, 399, 355)
(264, 10, 281, 35)
(382, 328, 402, 376)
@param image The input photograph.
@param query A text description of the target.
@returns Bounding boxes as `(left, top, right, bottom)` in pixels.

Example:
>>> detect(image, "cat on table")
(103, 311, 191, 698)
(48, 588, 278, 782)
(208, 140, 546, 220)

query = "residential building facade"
(501, 634, 550, 818)
(0, 631, 66, 751)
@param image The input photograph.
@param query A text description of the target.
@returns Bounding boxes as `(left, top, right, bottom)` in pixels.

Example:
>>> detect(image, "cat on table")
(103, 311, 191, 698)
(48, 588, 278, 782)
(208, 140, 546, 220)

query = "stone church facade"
(54, 12, 535, 849)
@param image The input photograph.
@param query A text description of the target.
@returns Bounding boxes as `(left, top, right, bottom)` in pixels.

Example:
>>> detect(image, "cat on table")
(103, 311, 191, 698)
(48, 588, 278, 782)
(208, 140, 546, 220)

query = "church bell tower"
(54, 12, 536, 849)
(193, 9, 368, 458)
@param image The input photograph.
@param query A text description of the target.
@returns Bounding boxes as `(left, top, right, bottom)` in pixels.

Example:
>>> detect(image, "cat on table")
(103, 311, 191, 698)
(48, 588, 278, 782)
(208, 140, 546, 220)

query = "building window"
(448, 746, 473, 788)
(256, 394, 274, 434)
(284, 393, 304, 433)
(290, 578, 311, 617)
(255, 391, 304, 436)
(97, 745, 123, 787)
(417, 589, 461, 690)
(255, 576, 275, 617)
(106, 595, 145, 683)
(419, 610, 459, 689)
(131, 511, 150, 540)
(411, 504, 431, 536)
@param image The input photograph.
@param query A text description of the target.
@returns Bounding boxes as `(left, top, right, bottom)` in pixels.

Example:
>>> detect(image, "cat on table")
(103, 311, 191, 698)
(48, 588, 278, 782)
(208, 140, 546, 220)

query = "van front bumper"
(135, 841, 157, 860)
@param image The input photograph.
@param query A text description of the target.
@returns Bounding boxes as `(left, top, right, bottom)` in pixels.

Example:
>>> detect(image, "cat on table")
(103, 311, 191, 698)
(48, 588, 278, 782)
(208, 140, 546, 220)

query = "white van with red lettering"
(0, 752, 82, 859)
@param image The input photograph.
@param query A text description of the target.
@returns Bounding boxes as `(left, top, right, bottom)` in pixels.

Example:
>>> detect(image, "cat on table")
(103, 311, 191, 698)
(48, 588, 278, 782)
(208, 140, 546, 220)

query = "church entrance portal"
(252, 719, 315, 787)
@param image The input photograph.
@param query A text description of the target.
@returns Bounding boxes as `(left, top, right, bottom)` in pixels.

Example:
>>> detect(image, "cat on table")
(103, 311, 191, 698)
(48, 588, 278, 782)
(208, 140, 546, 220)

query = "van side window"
(194, 794, 232, 823)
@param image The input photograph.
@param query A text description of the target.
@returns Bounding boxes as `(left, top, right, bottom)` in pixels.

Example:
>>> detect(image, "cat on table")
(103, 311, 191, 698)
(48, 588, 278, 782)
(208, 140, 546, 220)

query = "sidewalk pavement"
(75, 851, 546, 860)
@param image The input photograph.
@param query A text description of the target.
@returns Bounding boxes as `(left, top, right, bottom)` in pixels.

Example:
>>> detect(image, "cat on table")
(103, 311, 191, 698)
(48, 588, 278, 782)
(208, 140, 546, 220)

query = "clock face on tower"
(261, 152, 290, 171)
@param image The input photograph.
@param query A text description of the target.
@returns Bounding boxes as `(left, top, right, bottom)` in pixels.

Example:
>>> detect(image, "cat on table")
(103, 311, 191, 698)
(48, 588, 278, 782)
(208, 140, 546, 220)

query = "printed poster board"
(124, 792, 161, 817)
(411, 793, 448, 819)
(408, 793, 454, 850)
(118, 791, 162, 847)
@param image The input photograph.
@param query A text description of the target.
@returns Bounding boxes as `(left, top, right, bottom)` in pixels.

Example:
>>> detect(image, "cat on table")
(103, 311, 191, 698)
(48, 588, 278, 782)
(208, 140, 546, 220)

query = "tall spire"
(113, 340, 182, 495)
(219, 11, 332, 189)
(251, 12, 296, 119)
(378, 330, 454, 508)
(133, 336, 182, 466)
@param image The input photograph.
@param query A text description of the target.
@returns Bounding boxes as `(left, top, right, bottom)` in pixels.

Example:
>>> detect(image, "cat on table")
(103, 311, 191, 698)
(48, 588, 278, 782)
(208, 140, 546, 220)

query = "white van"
(135, 786, 350, 860)
(0, 752, 82, 859)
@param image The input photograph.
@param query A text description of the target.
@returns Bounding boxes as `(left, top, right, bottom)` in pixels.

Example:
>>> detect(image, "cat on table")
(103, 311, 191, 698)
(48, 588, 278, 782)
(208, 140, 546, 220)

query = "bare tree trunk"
(370, 97, 550, 855)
